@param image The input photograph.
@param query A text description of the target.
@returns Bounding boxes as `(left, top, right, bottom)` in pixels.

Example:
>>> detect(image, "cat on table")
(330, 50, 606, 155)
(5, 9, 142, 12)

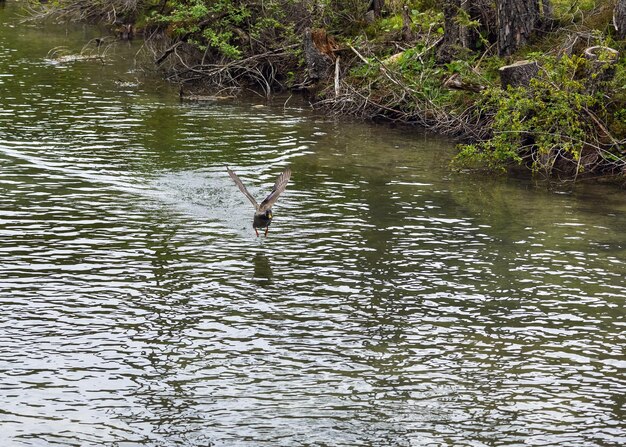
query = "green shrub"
(456, 55, 610, 175)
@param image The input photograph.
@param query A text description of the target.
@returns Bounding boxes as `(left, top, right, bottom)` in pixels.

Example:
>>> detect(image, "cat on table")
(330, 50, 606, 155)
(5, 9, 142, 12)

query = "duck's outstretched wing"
(259, 167, 291, 211)
(227, 167, 259, 210)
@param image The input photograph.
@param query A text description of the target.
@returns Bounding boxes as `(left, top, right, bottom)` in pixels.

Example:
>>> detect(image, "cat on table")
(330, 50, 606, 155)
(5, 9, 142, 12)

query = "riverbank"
(30, 0, 626, 181)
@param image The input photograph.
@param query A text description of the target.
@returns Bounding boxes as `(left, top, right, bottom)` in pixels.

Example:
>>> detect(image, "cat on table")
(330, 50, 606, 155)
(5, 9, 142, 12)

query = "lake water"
(1, 1, 625, 446)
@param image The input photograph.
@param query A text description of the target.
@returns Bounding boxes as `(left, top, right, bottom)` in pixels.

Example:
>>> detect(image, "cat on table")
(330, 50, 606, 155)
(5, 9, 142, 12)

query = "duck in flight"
(227, 167, 291, 237)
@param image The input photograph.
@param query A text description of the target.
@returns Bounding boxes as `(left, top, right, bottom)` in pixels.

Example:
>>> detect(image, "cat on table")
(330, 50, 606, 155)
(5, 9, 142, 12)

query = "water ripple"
(1, 4, 625, 446)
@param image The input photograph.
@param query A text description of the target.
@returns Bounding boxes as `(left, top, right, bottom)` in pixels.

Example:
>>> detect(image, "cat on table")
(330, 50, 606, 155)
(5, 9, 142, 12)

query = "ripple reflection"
(1, 4, 625, 446)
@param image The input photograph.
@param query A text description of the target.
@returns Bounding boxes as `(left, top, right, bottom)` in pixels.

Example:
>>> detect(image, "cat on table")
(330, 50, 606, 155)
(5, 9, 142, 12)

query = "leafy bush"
(148, 0, 255, 59)
(456, 54, 621, 176)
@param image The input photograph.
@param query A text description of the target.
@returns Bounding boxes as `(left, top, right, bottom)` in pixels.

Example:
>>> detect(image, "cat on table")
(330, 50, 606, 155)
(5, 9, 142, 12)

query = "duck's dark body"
(227, 167, 291, 237)
(253, 210, 272, 233)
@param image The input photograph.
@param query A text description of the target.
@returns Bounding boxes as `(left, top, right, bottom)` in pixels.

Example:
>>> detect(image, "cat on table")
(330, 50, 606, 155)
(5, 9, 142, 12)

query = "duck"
(227, 167, 291, 237)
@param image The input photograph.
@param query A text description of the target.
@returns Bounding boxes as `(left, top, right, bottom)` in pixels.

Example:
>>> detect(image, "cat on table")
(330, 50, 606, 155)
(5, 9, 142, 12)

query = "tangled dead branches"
(314, 42, 490, 142)
(145, 36, 299, 98)
(26, 0, 143, 24)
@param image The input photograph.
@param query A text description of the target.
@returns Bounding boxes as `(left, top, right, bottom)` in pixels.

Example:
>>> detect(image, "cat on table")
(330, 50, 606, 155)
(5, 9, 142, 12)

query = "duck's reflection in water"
(252, 252, 273, 286)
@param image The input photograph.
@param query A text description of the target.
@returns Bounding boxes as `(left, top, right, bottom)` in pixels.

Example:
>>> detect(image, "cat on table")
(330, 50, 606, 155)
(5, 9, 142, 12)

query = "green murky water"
(1, 1, 625, 446)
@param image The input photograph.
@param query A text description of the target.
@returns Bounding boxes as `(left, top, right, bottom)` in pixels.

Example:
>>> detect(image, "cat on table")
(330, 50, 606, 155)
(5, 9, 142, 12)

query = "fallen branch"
(348, 44, 371, 65)
(583, 107, 625, 151)
(156, 41, 183, 65)
(334, 56, 341, 97)
(415, 36, 443, 62)
(443, 73, 485, 93)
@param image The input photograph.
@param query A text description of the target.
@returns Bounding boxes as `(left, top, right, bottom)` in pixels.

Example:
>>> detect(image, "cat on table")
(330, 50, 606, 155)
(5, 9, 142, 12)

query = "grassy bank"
(32, 0, 626, 181)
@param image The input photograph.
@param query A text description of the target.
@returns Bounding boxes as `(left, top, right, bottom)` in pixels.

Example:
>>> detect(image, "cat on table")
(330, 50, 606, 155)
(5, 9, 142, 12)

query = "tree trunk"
(437, 0, 494, 62)
(303, 28, 337, 82)
(438, 0, 467, 62)
(615, 0, 626, 39)
(499, 60, 539, 88)
(370, 0, 385, 18)
(401, 5, 413, 41)
(442, 0, 462, 45)
(496, 0, 541, 56)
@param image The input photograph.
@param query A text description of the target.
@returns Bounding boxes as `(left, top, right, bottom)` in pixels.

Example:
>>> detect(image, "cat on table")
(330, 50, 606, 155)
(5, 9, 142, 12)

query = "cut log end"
(583, 46, 619, 90)
(584, 45, 619, 61)
(499, 60, 539, 89)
